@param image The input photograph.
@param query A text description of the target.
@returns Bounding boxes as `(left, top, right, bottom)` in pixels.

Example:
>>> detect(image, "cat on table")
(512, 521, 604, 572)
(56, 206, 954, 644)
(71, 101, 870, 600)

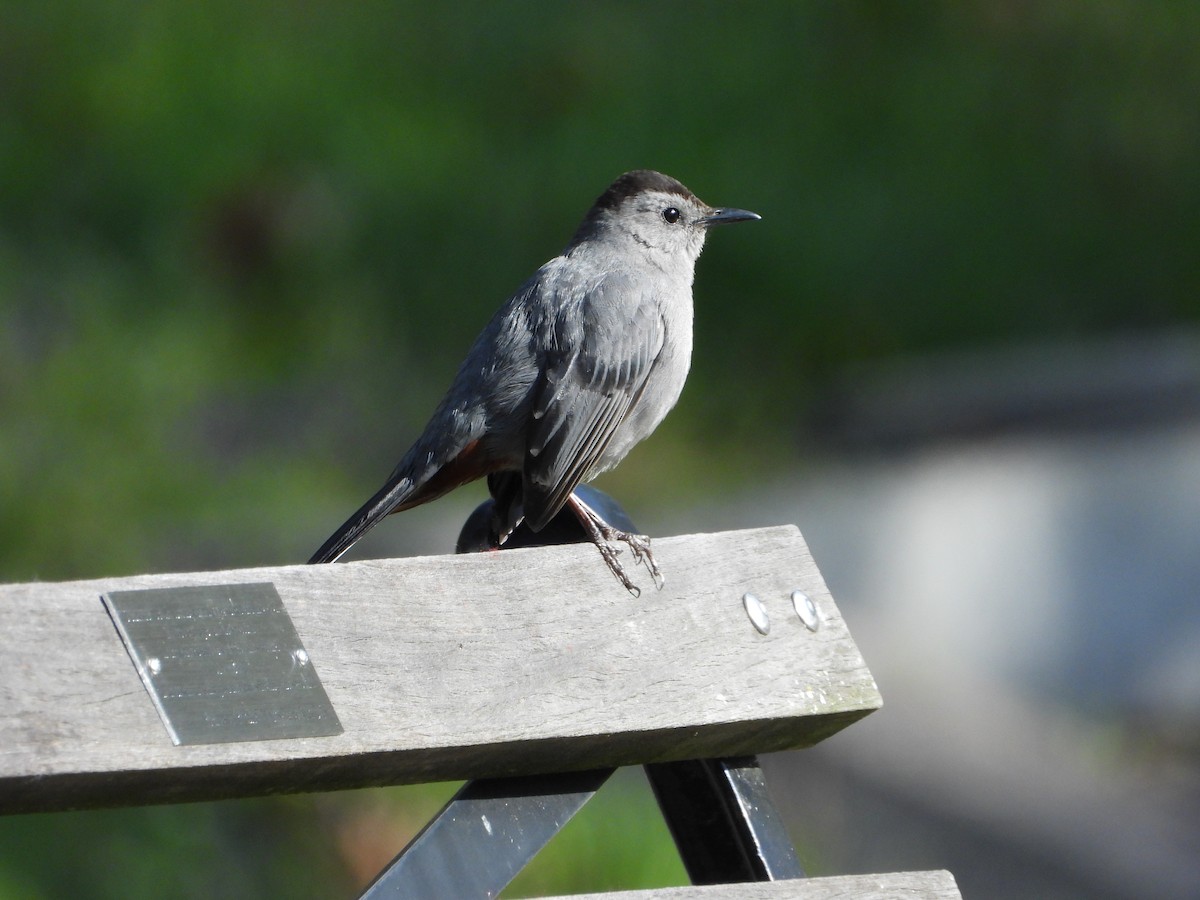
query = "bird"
(308, 170, 760, 594)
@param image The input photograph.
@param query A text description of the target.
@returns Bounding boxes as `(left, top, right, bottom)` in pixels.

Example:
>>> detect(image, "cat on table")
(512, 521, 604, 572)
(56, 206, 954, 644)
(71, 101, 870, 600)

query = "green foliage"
(0, 796, 352, 899)
(1, 2, 1198, 895)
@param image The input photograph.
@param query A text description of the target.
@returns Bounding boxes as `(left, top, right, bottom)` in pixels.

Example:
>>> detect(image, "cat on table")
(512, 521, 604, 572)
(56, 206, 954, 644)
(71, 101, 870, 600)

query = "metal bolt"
(743, 592, 770, 635)
(792, 590, 820, 631)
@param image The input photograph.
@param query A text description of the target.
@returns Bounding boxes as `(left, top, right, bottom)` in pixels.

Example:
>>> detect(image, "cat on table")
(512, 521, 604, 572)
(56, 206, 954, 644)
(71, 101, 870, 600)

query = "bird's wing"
(522, 274, 664, 531)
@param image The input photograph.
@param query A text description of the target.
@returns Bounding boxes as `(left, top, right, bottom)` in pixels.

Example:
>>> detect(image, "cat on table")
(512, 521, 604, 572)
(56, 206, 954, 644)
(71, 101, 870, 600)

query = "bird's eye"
(662, 207, 681, 224)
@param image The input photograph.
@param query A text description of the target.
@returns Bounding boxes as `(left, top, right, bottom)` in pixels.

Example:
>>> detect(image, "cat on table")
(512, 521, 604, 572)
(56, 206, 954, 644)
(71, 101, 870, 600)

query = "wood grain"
(0, 526, 880, 813)
(541, 870, 962, 899)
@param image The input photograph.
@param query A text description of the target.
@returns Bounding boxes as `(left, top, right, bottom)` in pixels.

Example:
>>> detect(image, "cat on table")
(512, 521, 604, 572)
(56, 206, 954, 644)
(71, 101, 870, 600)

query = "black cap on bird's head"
(591, 170, 700, 213)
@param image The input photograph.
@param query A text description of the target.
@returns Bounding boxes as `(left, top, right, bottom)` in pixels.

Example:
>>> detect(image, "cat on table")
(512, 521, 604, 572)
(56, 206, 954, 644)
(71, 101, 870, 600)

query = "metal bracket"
(646, 756, 805, 882)
(360, 757, 802, 898)
(360, 769, 615, 899)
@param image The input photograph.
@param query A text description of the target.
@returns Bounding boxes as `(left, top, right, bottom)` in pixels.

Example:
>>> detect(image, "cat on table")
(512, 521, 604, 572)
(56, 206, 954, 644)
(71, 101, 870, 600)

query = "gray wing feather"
(522, 274, 664, 530)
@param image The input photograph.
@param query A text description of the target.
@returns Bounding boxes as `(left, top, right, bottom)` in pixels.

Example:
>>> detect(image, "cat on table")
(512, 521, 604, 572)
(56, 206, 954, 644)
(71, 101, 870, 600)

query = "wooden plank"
(542, 870, 962, 899)
(0, 526, 880, 814)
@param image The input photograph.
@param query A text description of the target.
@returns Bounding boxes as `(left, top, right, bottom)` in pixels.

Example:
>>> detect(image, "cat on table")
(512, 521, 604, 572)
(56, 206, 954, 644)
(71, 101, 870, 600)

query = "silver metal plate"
(102, 582, 343, 746)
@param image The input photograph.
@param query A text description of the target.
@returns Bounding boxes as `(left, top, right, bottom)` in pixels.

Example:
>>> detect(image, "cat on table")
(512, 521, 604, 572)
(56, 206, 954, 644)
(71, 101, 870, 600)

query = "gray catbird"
(308, 170, 759, 593)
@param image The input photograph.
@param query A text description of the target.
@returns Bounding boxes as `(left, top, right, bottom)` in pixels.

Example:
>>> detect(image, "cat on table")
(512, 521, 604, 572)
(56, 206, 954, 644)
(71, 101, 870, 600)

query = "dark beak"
(700, 207, 761, 227)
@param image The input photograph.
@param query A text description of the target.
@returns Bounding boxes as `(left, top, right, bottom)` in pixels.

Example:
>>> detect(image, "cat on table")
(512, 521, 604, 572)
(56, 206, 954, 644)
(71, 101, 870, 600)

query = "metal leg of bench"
(358, 768, 615, 899)
(644, 756, 806, 883)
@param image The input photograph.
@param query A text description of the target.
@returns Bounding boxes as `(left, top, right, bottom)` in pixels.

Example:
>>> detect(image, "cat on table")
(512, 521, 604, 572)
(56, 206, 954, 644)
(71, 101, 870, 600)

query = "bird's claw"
(618, 530, 664, 591)
(594, 538, 642, 597)
(593, 528, 661, 597)
(568, 494, 664, 596)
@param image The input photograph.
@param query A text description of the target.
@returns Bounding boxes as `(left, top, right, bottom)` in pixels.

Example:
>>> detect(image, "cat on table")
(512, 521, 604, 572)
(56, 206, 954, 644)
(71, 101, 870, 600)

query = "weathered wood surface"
(0, 526, 879, 814)
(545, 871, 962, 899)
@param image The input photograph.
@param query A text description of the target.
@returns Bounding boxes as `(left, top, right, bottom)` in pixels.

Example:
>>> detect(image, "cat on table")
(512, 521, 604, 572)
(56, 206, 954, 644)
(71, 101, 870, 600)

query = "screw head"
(792, 590, 820, 632)
(743, 592, 771, 635)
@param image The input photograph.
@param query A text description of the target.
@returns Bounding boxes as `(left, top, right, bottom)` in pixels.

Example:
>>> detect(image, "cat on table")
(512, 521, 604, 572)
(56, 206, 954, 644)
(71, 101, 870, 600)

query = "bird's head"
(568, 170, 759, 270)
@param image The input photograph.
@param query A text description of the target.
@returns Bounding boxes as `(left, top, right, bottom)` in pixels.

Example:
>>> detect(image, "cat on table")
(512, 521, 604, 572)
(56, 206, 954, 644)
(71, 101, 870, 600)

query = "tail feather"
(308, 433, 494, 564)
(308, 474, 417, 564)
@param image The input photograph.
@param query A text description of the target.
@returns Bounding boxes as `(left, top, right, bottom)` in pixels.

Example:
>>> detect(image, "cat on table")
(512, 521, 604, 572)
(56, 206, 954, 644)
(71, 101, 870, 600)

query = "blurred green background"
(2, 2, 1198, 896)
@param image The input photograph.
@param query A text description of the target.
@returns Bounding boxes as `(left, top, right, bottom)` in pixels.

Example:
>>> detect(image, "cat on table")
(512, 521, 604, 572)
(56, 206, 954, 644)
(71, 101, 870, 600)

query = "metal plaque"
(102, 582, 343, 746)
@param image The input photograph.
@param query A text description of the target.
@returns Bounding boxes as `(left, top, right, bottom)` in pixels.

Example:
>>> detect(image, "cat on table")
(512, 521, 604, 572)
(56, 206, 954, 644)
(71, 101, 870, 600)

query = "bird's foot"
(613, 529, 664, 591)
(567, 494, 664, 596)
(593, 534, 642, 597)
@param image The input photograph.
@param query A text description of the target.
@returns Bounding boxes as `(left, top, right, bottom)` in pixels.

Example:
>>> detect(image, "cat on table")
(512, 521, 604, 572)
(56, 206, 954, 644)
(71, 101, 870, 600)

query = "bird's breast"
(589, 300, 693, 478)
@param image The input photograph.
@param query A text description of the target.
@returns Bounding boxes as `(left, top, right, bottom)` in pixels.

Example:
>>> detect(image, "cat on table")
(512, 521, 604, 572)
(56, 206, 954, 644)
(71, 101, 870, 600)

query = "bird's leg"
(567, 493, 664, 596)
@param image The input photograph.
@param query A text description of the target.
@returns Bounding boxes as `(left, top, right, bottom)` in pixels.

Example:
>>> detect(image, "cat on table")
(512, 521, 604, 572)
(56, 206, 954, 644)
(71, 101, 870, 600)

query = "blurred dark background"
(2, 3, 1198, 897)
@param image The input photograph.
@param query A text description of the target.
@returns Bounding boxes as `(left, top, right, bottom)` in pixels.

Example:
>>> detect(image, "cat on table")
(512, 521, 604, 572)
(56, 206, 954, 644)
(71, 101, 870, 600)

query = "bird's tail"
(307, 473, 418, 564)
(308, 432, 491, 565)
